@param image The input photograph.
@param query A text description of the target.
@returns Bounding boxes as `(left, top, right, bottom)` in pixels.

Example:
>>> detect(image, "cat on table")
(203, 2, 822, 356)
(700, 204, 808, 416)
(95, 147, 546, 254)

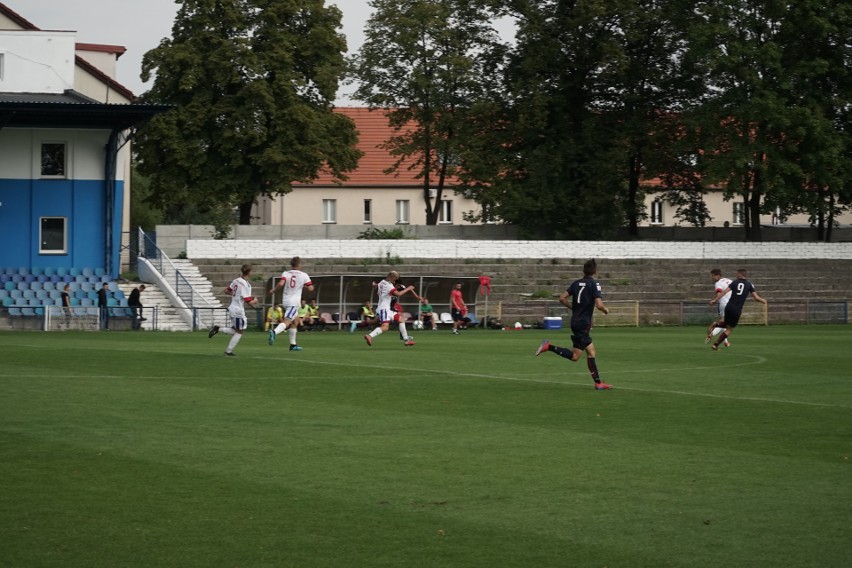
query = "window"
(40, 217, 67, 254)
(771, 206, 785, 226)
(732, 202, 744, 226)
(41, 142, 67, 177)
(363, 199, 372, 224)
(650, 200, 664, 225)
(0, 53, 4, 81)
(439, 200, 453, 224)
(396, 200, 410, 224)
(322, 199, 336, 223)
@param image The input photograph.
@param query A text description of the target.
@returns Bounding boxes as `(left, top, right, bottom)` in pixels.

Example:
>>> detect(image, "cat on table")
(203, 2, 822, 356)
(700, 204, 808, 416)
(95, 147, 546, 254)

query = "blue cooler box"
(543, 317, 563, 330)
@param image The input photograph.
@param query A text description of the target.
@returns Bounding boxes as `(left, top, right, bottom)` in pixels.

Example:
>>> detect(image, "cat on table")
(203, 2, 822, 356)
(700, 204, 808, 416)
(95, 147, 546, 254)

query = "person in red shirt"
(450, 282, 467, 335)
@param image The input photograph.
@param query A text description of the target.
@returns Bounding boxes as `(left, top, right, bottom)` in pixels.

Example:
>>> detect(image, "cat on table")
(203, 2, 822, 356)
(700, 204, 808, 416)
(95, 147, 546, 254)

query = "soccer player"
(709, 268, 767, 351)
(534, 259, 612, 390)
(450, 282, 467, 335)
(364, 271, 419, 347)
(269, 256, 314, 351)
(208, 263, 260, 356)
(705, 268, 732, 347)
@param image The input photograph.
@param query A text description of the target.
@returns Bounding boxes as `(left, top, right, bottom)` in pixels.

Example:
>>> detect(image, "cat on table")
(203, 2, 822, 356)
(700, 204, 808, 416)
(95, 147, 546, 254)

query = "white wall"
(187, 239, 852, 260)
(0, 31, 75, 93)
(0, 128, 114, 181)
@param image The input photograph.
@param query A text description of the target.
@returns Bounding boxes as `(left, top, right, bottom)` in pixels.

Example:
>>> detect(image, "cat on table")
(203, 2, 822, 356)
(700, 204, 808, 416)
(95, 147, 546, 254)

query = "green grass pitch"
(1, 325, 851, 567)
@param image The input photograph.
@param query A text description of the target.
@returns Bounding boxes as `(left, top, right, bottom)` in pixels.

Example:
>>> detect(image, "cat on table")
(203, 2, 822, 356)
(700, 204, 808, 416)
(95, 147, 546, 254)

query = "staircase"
(118, 260, 224, 332)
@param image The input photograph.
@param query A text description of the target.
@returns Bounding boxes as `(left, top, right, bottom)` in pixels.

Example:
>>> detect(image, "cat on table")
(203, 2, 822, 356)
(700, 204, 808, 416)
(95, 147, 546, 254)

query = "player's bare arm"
(751, 291, 768, 305)
(595, 298, 609, 315)
(558, 291, 572, 309)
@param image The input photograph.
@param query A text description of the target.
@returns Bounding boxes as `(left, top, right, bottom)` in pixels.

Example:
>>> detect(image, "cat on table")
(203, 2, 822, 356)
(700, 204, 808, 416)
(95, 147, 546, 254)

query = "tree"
(686, 0, 852, 241)
(348, 0, 508, 225)
(135, 0, 361, 225)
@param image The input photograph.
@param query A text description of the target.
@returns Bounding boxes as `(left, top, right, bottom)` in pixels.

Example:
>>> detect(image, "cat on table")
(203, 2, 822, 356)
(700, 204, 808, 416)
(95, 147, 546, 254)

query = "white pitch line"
(3, 347, 849, 410)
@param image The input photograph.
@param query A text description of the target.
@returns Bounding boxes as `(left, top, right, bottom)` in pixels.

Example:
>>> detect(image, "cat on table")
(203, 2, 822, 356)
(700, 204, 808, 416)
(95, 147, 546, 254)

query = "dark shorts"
(570, 322, 593, 350)
(451, 308, 464, 321)
(723, 306, 742, 328)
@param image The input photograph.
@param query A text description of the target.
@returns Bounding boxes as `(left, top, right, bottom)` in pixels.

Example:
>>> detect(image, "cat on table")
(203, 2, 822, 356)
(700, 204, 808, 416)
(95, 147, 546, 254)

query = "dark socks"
(587, 357, 600, 381)
(552, 346, 575, 360)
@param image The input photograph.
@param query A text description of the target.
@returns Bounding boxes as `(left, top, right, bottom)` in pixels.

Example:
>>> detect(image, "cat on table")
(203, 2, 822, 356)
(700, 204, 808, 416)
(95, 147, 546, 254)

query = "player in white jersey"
(268, 256, 314, 351)
(364, 271, 419, 347)
(705, 268, 731, 347)
(208, 264, 259, 356)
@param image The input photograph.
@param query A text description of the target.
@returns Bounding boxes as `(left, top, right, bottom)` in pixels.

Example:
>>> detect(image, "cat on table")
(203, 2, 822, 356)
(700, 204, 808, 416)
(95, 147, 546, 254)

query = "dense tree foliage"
(352, 0, 850, 240)
(135, 0, 361, 225)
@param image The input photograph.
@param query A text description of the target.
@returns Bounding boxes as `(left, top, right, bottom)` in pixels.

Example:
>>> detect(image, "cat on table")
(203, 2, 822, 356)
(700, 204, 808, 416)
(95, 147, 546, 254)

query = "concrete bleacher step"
(117, 283, 191, 332)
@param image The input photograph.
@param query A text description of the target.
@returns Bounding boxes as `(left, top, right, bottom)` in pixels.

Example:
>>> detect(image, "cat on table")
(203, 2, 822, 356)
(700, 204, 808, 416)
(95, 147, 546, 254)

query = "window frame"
(363, 199, 372, 224)
(39, 217, 68, 255)
(322, 199, 337, 224)
(732, 202, 745, 226)
(650, 200, 664, 225)
(439, 200, 453, 224)
(40, 141, 68, 178)
(396, 200, 410, 225)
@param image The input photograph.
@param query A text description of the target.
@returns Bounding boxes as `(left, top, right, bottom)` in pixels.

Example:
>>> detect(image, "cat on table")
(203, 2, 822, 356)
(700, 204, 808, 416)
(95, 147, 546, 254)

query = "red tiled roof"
(303, 107, 458, 188)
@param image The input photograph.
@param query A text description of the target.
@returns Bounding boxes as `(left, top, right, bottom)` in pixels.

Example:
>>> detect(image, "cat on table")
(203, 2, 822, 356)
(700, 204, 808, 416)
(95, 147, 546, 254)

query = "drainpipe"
(104, 128, 121, 275)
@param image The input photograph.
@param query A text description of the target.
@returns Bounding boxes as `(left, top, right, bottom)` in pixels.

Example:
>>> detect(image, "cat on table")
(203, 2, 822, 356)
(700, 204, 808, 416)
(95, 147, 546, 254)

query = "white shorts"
(283, 305, 300, 321)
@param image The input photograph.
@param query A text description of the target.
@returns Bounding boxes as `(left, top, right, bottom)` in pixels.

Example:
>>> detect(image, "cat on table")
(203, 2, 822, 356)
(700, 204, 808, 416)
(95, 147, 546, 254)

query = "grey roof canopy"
(0, 91, 170, 130)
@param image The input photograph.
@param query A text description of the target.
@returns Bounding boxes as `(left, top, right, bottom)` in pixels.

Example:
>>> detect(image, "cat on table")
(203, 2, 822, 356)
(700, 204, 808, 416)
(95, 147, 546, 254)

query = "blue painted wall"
(0, 178, 122, 272)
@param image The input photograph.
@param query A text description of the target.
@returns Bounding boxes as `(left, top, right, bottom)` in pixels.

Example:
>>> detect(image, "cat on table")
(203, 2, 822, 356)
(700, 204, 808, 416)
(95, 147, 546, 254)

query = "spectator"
(419, 297, 437, 330)
(265, 303, 284, 332)
(128, 284, 146, 330)
(97, 282, 110, 330)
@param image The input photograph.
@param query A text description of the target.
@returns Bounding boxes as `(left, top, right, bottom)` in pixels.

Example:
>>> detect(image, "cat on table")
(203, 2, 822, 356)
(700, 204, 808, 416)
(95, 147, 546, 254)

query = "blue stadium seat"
(23, 289, 35, 301)
(80, 282, 94, 292)
(69, 267, 80, 276)
(14, 297, 28, 307)
(56, 267, 68, 276)
(22, 307, 35, 317)
(24, 274, 36, 283)
(11, 274, 23, 283)
(10, 289, 22, 300)
(0, 274, 9, 283)
(35, 290, 49, 301)
(86, 291, 99, 301)
(80, 298, 94, 307)
(34, 307, 44, 316)
(37, 275, 48, 283)
(31, 267, 43, 276)
(49, 275, 61, 283)
(43, 282, 55, 291)
(3, 281, 14, 291)
(68, 282, 81, 292)
(95, 268, 106, 277)
(44, 267, 55, 276)
(29, 281, 43, 291)
(0, 289, 7, 300)
(16, 282, 28, 291)
(1, 297, 12, 307)
(49, 291, 62, 300)
(17, 267, 29, 275)
(8, 307, 22, 317)
(61, 275, 73, 283)
(82, 267, 94, 277)
(70, 298, 80, 307)
(74, 291, 87, 300)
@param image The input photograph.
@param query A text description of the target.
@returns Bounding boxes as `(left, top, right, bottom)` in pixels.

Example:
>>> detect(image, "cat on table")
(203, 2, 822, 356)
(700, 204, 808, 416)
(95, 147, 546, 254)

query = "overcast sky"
(3, 0, 374, 102)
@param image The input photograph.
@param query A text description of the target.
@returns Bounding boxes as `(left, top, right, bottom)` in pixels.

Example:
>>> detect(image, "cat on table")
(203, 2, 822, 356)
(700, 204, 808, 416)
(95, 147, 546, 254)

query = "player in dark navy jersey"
(534, 259, 612, 390)
(709, 268, 767, 351)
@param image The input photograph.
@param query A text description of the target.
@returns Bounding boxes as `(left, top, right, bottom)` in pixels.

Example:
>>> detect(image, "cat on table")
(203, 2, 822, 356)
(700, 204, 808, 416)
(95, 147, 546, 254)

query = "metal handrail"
(137, 228, 220, 329)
